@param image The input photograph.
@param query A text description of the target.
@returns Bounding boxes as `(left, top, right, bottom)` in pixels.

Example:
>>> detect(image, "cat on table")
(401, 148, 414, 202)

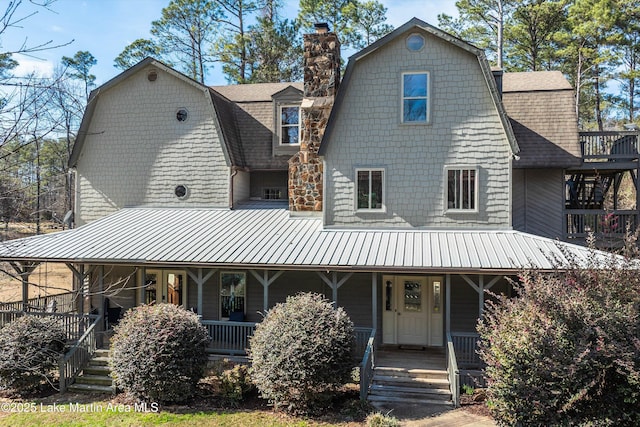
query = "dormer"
(272, 85, 303, 157)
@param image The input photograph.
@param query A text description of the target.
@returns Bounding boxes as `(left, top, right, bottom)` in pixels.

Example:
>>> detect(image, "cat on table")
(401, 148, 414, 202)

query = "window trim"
(355, 168, 386, 213)
(444, 166, 479, 213)
(401, 71, 430, 124)
(278, 104, 301, 146)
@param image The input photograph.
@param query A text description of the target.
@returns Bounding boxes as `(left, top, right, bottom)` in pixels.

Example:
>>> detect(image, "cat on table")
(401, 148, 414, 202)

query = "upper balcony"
(577, 131, 640, 170)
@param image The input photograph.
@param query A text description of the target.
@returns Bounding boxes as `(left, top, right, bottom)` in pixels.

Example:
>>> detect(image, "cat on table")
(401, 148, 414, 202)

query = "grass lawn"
(0, 403, 342, 427)
(0, 387, 366, 427)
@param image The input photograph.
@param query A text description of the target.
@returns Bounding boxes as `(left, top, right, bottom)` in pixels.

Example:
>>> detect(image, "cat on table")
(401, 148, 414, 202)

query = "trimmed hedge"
(109, 304, 209, 403)
(0, 315, 66, 393)
(249, 292, 355, 414)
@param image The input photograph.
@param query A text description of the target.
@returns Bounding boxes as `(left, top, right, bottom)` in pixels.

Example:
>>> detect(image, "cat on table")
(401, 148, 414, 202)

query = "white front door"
(382, 275, 443, 346)
(396, 277, 429, 345)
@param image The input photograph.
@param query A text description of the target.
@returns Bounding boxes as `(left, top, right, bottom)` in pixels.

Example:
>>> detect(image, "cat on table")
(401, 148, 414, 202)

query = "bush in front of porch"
(478, 236, 640, 426)
(109, 303, 210, 404)
(249, 292, 356, 415)
(0, 315, 66, 394)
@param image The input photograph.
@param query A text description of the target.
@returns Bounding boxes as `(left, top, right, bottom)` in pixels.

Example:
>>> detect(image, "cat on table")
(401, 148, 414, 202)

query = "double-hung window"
(356, 168, 385, 211)
(279, 105, 300, 145)
(446, 167, 478, 212)
(402, 72, 429, 123)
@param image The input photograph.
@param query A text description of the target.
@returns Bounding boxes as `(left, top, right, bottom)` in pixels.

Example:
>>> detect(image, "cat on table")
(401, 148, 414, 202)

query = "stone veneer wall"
(288, 30, 340, 212)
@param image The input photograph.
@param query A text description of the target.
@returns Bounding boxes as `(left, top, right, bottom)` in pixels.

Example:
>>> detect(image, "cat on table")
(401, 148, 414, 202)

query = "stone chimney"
(288, 23, 340, 213)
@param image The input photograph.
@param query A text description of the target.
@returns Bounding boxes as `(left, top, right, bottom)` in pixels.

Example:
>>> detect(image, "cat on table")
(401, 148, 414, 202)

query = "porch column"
(371, 273, 377, 330)
(249, 270, 284, 312)
(445, 274, 451, 334)
(316, 271, 353, 306)
(139, 267, 146, 306)
(186, 268, 217, 316)
(9, 261, 39, 312)
(66, 263, 91, 315)
(461, 274, 501, 318)
(97, 265, 105, 348)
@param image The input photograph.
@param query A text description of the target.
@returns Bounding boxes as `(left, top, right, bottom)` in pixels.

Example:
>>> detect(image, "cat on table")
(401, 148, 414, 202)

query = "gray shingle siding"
(75, 66, 230, 225)
(323, 29, 512, 228)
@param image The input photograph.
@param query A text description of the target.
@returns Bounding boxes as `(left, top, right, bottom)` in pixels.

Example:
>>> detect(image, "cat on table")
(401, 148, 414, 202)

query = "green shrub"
(0, 315, 66, 393)
(109, 303, 209, 404)
(219, 364, 255, 404)
(478, 236, 640, 426)
(249, 292, 355, 414)
(366, 412, 400, 427)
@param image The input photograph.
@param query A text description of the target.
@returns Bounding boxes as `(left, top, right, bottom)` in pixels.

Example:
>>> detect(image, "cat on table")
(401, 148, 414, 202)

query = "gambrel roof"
(503, 71, 581, 168)
(319, 17, 520, 156)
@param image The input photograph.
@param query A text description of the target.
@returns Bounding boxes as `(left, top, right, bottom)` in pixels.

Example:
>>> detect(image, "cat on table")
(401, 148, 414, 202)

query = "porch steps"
(368, 363, 453, 408)
(67, 349, 114, 394)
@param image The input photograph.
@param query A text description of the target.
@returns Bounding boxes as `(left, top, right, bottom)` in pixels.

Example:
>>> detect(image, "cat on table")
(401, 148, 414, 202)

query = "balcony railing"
(580, 131, 639, 162)
(565, 209, 639, 239)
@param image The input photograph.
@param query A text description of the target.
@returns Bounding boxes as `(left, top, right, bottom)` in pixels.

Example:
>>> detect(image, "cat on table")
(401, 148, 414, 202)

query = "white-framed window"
(445, 167, 478, 212)
(356, 168, 385, 211)
(220, 272, 246, 320)
(279, 105, 300, 145)
(402, 72, 429, 123)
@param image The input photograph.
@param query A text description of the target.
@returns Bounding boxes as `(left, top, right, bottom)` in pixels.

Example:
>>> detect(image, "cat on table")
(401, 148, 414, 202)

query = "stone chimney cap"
(314, 22, 330, 33)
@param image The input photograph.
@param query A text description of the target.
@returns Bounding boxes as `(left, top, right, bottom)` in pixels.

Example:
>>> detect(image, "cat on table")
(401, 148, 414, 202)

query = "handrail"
(58, 314, 102, 393)
(446, 332, 460, 407)
(0, 291, 77, 313)
(359, 328, 376, 401)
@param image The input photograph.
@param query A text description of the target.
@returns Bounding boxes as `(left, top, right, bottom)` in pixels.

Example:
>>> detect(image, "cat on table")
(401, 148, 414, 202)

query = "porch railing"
(201, 320, 257, 355)
(565, 209, 639, 239)
(446, 332, 460, 407)
(359, 328, 376, 401)
(59, 314, 102, 393)
(0, 310, 94, 342)
(451, 332, 482, 369)
(0, 291, 76, 313)
(580, 131, 639, 161)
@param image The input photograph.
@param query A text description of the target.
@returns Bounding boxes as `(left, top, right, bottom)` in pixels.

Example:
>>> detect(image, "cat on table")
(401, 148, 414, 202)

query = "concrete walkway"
(372, 403, 495, 426)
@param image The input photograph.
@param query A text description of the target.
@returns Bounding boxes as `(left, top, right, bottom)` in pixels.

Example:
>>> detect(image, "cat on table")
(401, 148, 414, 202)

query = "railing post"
(59, 357, 66, 393)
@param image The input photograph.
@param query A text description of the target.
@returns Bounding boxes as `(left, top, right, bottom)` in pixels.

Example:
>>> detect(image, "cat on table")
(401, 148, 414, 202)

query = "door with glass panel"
(144, 270, 186, 307)
(396, 277, 429, 345)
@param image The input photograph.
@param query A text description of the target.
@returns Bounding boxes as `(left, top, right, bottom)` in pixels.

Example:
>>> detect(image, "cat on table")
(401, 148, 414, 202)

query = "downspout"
(229, 168, 238, 210)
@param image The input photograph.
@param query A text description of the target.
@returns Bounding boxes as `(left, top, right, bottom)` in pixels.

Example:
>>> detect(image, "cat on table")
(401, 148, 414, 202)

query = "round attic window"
(406, 33, 425, 51)
(176, 108, 188, 122)
(175, 185, 189, 199)
(147, 70, 158, 81)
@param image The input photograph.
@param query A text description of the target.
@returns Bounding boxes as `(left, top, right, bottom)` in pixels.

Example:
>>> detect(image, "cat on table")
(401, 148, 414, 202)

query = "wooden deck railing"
(580, 131, 639, 161)
(0, 291, 77, 313)
(446, 332, 461, 408)
(451, 332, 482, 369)
(354, 327, 374, 358)
(359, 328, 376, 401)
(59, 315, 102, 393)
(201, 320, 256, 355)
(565, 209, 639, 238)
(0, 310, 94, 342)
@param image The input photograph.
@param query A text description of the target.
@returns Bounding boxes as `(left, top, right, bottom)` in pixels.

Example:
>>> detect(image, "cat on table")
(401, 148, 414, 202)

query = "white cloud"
(12, 55, 55, 78)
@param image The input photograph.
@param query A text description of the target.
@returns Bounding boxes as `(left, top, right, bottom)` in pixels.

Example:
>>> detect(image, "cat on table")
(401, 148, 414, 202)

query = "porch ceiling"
(0, 207, 600, 272)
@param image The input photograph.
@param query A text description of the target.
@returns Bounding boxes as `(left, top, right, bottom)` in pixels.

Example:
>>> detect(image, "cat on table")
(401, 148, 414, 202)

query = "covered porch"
(0, 206, 600, 400)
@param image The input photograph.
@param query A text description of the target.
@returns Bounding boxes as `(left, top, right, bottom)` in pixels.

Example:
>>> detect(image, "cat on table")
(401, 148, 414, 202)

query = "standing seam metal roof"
(0, 207, 601, 272)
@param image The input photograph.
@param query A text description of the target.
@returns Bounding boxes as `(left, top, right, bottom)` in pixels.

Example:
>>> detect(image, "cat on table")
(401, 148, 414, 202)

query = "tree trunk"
(594, 62, 603, 131)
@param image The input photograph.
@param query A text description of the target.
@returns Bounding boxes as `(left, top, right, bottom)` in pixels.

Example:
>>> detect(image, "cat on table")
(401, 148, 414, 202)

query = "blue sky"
(4, 0, 458, 86)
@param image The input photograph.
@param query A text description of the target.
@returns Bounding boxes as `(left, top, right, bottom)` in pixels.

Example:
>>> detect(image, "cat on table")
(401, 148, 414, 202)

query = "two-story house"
(1, 18, 635, 403)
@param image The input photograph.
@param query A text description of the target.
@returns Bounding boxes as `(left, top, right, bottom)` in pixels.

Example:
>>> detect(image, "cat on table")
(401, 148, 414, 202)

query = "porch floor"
(375, 346, 446, 371)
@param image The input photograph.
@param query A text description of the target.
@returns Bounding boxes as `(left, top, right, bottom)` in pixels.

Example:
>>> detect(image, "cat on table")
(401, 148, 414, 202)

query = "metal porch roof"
(0, 207, 597, 272)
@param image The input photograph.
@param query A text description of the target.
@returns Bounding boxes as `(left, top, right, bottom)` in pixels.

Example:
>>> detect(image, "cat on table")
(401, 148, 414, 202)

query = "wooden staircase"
(367, 348, 453, 408)
(67, 349, 114, 393)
